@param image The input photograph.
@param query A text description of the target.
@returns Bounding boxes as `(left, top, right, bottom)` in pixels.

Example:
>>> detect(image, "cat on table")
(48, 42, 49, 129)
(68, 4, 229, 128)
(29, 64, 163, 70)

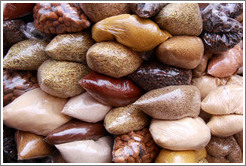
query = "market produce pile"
(2, 3, 244, 163)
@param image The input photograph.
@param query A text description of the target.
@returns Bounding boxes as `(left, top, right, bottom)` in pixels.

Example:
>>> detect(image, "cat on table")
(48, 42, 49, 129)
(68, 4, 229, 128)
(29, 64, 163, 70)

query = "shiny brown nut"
(15, 130, 54, 160)
(113, 128, 159, 163)
(3, 39, 49, 70)
(79, 3, 130, 23)
(133, 85, 201, 120)
(86, 41, 142, 78)
(79, 72, 142, 107)
(45, 120, 107, 145)
(104, 104, 149, 135)
(155, 3, 203, 36)
(33, 3, 90, 34)
(38, 59, 90, 98)
(3, 69, 39, 106)
(156, 36, 204, 69)
(3, 3, 35, 20)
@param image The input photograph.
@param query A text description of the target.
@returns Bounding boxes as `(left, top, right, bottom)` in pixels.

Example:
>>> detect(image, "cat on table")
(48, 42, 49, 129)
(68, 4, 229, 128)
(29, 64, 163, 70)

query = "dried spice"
(3, 69, 39, 106)
(128, 61, 192, 91)
(79, 3, 130, 23)
(79, 72, 142, 107)
(113, 128, 159, 163)
(3, 20, 26, 49)
(133, 85, 201, 120)
(130, 3, 167, 18)
(45, 31, 94, 63)
(104, 104, 149, 135)
(155, 3, 203, 36)
(45, 120, 107, 145)
(86, 42, 142, 78)
(156, 36, 204, 69)
(33, 3, 90, 34)
(201, 3, 243, 53)
(92, 14, 172, 52)
(206, 136, 242, 163)
(3, 39, 49, 70)
(38, 59, 90, 98)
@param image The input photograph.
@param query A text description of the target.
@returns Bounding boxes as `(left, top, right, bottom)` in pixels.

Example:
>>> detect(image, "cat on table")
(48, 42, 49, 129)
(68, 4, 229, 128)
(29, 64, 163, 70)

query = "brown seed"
(56, 24, 66, 34)
(49, 12, 58, 20)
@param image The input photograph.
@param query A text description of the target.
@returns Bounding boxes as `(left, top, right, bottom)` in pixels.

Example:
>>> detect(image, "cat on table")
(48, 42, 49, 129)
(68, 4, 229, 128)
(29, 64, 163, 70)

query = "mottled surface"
(130, 3, 167, 18)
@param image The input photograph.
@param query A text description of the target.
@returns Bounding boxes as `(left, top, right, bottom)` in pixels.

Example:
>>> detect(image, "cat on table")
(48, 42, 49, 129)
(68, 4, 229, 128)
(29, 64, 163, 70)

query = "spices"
(150, 117, 211, 151)
(133, 85, 201, 120)
(155, 148, 207, 163)
(128, 61, 192, 91)
(62, 92, 111, 123)
(38, 59, 90, 98)
(3, 88, 71, 136)
(3, 69, 39, 106)
(206, 136, 242, 163)
(45, 120, 107, 145)
(79, 3, 130, 23)
(86, 42, 142, 78)
(104, 104, 149, 135)
(155, 3, 203, 36)
(15, 130, 54, 160)
(55, 136, 113, 163)
(92, 14, 172, 52)
(130, 3, 167, 18)
(33, 3, 90, 34)
(207, 115, 243, 137)
(3, 39, 49, 70)
(45, 31, 94, 63)
(79, 72, 142, 107)
(113, 128, 159, 163)
(3, 3, 35, 20)
(201, 85, 243, 115)
(3, 20, 26, 49)
(156, 36, 204, 69)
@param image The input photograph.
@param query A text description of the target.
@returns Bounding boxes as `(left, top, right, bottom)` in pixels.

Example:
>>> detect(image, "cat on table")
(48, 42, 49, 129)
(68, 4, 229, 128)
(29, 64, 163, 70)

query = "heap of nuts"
(33, 3, 90, 34)
(3, 70, 39, 106)
(113, 128, 159, 163)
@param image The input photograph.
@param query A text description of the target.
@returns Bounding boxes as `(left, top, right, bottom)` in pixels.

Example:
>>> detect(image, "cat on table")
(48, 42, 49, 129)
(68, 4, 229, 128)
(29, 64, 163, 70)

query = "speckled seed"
(45, 31, 94, 63)
(133, 85, 201, 120)
(104, 104, 149, 135)
(156, 36, 204, 69)
(3, 39, 49, 70)
(86, 41, 142, 78)
(38, 59, 90, 98)
(155, 3, 203, 36)
(79, 3, 130, 23)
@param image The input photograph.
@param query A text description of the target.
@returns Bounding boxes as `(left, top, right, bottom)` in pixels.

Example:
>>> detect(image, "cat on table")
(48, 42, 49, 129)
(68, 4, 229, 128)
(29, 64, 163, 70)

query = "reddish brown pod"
(79, 72, 142, 107)
(33, 3, 90, 34)
(3, 3, 35, 20)
(45, 120, 107, 145)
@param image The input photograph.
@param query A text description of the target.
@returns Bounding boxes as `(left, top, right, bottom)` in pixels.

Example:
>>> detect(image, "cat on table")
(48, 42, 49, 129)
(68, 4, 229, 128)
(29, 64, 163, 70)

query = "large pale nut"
(92, 14, 172, 52)
(62, 92, 111, 123)
(79, 3, 130, 23)
(155, 3, 203, 36)
(3, 39, 49, 70)
(55, 136, 113, 163)
(86, 42, 142, 78)
(38, 59, 90, 98)
(155, 148, 207, 163)
(133, 85, 201, 120)
(207, 115, 243, 137)
(156, 36, 204, 69)
(3, 88, 71, 136)
(104, 104, 149, 135)
(201, 85, 243, 115)
(15, 130, 54, 160)
(149, 117, 211, 151)
(45, 120, 107, 145)
(45, 31, 94, 63)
